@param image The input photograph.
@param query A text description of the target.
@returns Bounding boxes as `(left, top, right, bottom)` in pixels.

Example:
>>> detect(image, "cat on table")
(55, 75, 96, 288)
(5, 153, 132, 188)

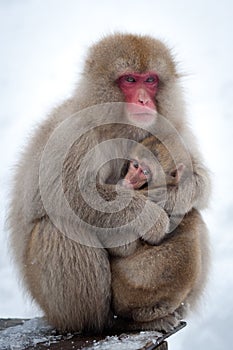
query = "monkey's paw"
(138, 313, 180, 333)
(140, 205, 169, 245)
(132, 302, 173, 323)
(115, 313, 180, 333)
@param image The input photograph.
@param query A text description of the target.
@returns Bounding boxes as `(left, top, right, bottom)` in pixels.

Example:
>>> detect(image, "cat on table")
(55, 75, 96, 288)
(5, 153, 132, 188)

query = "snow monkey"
(107, 133, 191, 258)
(109, 135, 209, 329)
(9, 33, 210, 333)
(122, 135, 187, 191)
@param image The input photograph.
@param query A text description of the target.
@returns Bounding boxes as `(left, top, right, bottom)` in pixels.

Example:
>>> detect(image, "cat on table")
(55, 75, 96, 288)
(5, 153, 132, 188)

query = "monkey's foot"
(133, 313, 181, 333)
(132, 302, 174, 322)
(112, 312, 182, 333)
(174, 302, 190, 319)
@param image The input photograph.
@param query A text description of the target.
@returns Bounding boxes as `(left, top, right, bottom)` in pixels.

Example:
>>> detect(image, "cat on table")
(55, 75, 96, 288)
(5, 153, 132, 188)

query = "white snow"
(0, 318, 57, 350)
(0, 1, 233, 349)
(91, 331, 162, 349)
(0, 317, 177, 350)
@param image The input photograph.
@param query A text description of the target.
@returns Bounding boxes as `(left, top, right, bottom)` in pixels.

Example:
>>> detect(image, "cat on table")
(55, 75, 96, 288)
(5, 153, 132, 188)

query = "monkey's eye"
(125, 76, 136, 83)
(145, 76, 156, 83)
(142, 169, 150, 176)
(132, 160, 139, 169)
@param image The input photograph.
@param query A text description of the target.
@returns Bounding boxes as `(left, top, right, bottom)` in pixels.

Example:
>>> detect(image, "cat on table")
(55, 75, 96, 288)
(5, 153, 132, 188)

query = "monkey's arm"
(77, 181, 170, 255)
(142, 159, 211, 217)
(190, 157, 211, 210)
(179, 129, 212, 212)
(164, 161, 211, 217)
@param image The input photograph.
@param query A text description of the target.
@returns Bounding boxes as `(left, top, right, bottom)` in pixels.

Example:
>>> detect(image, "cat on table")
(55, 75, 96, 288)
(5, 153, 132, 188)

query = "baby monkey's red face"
(122, 156, 185, 190)
(122, 159, 151, 189)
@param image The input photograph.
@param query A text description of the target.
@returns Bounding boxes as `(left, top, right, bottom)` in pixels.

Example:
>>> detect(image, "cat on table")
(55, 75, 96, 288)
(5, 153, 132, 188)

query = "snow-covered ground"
(0, 317, 174, 350)
(0, 1, 233, 349)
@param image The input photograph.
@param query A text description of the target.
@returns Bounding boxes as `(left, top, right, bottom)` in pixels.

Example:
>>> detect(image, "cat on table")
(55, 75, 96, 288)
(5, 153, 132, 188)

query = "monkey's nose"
(138, 89, 150, 105)
(138, 98, 146, 105)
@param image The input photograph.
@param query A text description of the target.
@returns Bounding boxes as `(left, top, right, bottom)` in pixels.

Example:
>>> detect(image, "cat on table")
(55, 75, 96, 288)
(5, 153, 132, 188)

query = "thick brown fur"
(111, 209, 209, 331)
(109, 135, 209, 330)
(9, 33, 210, 333)
(108, 132, 193, 258)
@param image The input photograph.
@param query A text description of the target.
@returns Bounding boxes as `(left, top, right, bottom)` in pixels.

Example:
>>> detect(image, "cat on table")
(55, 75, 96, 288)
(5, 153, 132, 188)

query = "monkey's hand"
(145, 179, 194, 216)
(139, 203, 169, 245)
(108, 239, 140, 257)
(138, 186, 170, 244)
(166, 160, 211, 214)
(143, 187, 168, 206)
(93, 183, 169, 246)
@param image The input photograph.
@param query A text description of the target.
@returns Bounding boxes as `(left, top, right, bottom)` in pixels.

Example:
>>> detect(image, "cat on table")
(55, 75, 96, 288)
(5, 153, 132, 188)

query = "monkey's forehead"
(84, 33, 177, 80)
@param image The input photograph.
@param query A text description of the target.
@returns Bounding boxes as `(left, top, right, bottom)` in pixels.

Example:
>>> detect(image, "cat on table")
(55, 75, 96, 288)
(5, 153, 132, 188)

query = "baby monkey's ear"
(169, 163, 185, 185)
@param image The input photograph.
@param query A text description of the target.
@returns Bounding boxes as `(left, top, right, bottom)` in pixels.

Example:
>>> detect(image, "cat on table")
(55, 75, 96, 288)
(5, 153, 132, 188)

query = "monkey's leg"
(24, 218, 112, 333)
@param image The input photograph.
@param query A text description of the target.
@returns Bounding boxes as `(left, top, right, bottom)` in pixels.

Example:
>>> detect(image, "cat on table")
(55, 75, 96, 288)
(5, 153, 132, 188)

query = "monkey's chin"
(119, 179, 135, 189)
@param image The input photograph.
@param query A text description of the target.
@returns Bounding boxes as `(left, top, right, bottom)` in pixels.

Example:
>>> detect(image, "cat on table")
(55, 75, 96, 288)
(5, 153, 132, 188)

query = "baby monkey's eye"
(142, 169, 150, 176)
(132, 160, 139, 169)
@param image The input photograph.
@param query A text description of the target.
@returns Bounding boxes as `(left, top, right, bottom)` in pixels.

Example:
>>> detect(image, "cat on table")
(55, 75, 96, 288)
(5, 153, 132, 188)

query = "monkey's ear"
(169, 163, 185, 184)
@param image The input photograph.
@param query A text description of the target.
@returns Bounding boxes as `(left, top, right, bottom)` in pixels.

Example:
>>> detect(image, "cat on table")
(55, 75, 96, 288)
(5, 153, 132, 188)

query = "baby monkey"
(109, 133, 190, 258)
(110, 134, 206, 329)
(122, 135, 186, 191)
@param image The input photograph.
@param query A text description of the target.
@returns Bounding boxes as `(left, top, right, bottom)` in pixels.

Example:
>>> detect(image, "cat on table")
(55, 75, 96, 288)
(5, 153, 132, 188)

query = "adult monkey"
(9, 34, 210, 333)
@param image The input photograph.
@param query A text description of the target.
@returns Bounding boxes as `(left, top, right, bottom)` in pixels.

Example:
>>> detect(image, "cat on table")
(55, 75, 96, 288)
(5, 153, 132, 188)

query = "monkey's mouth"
(128, 111, 157, 125)
(126, 104, 157, 125)
(122, 179, 145, 190)
(132, 111, 156, 118)
(121, 179, 137, 189)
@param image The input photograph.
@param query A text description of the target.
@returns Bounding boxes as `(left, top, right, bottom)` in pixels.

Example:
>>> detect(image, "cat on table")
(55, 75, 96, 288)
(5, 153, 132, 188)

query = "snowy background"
(0, 0, 233, 349)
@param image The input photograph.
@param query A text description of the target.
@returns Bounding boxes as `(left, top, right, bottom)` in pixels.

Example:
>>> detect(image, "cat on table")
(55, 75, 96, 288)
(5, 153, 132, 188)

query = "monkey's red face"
(117, 72, 159, 124)
(123, 159, 151, 189)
